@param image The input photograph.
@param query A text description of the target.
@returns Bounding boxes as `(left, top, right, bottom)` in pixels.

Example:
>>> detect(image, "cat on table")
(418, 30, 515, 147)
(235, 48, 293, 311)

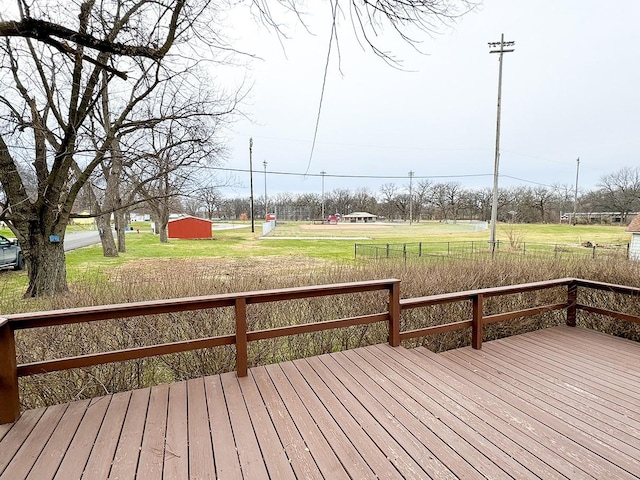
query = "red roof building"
(167, 216, 213, 239)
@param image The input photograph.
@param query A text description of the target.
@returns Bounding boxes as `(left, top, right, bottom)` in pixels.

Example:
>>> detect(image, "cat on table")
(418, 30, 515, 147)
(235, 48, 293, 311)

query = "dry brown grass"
(15, 255, 640, 409)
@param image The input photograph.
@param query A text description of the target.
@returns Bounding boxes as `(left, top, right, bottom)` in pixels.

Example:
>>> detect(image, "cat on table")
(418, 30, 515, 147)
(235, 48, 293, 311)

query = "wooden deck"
(1, 325, 639, 479)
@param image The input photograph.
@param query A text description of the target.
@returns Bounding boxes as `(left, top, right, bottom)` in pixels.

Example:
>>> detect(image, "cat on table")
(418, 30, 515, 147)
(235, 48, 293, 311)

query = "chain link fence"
(354, 240, 630, 262)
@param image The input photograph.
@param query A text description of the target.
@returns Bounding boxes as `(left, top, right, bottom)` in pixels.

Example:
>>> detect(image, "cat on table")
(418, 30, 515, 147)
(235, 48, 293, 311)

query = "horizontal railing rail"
(2, 276, 639, 424)
(399, 278, 574, 344)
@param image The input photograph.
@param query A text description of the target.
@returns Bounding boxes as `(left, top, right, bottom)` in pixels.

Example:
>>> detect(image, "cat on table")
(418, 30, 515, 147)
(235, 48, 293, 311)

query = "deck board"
(137, 383, 169, 479)
(491, 334, 640, 414)
(362, 345, 541, 479)
(1, 325, 640, 479)
(372, 344, 567, 480)
(108, 387, 150, 478)
(163, 382, 189, 480)
(204, 374, 242, 479)
(221, 372, 270, 479)
(427, 347, 639, 478)
(0, 408, 45, 476)
(53, 397, 111, 480)
(186, 378, 215, 479)
(459, 339, 640, 441)
(264, 363, 349, 478)
(25, 399, 89, 480)
(81, 392, 130, 480)
(236, 373, 296, 480)
(251, 366, 323, 479)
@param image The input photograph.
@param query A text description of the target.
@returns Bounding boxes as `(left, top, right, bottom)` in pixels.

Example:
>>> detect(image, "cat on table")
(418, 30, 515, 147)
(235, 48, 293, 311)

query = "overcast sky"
(215, 0, 640, 199)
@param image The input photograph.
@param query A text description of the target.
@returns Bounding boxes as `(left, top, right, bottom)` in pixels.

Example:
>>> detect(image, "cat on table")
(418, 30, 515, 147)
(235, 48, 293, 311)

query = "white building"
(628, 215, 640, 260)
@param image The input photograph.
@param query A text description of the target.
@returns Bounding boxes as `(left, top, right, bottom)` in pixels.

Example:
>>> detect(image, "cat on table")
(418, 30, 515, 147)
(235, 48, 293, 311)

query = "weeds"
(11, 255, 640, 409)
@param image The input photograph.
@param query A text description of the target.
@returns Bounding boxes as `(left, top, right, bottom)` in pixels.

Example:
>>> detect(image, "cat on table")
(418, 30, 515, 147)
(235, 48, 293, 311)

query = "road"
(63, 230, 103, 251)
(62, 224, 251, 251)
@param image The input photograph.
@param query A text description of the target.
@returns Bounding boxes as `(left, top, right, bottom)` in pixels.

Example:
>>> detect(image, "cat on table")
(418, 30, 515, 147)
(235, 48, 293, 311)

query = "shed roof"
(167, 215, 213, 224)
(627, 214, 640, 232)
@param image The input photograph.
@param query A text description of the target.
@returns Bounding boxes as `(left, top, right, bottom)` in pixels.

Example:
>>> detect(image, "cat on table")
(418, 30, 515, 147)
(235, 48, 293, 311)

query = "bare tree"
(0, 0, 221, 296)
(126, 107, 225, 242)
(190, 184, 225, 219)
(0, 0, 476, 296)
(379, 183, 400, 219)
(596, 166, 640, 221)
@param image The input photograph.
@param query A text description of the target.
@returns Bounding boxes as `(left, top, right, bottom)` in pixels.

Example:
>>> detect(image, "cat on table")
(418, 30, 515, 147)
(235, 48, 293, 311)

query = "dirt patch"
(300, 223, 387, 230)
(110, 256, 330, 287)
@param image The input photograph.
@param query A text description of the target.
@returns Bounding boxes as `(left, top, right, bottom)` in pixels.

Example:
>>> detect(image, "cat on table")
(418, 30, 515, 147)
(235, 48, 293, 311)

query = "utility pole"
(320, 171, 326, 220)
(408, 171, 414, 225)
(573, 157, 580, 225)
(488, 33, 515, 253)
(263, 160, 268, 218)
(249, 137, 254, 233)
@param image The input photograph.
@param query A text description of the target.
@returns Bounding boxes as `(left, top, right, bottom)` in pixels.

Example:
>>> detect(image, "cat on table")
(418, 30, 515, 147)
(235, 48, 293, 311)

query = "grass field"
(0, 222, 630, 290)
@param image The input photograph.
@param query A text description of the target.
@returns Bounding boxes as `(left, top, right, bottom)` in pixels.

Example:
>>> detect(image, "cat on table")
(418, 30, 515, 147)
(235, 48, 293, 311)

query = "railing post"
(0, 318, 20, 424)
(388, 281, 401, 347)
(235, 298, 248, 377)
(472, 294, 484, 349)
(566, 281, 577, 327)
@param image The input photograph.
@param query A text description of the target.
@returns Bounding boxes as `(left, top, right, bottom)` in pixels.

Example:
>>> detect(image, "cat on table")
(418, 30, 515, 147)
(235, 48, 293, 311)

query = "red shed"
(167, 215, 213, 239)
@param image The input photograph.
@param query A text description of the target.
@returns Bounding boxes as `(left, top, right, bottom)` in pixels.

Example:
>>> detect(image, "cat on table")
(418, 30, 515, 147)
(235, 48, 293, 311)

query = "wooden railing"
(0, 279, 401, 424)
(1, 277, 639, 424)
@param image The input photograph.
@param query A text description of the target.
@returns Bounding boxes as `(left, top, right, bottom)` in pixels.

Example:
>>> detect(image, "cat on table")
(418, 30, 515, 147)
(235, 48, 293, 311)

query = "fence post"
(403, 244, 407, 264)
(566, 281, 577, 327)
(235, 298, 248, 377)
(388, 281, 401, 347)
(386, 243, 390, 258)
(472, 294, 483, 349)
(592, 246, 596, 259)
(419, 242, 422, 257)
(0, 318, 20, 424)
(354, 244, 357, 259)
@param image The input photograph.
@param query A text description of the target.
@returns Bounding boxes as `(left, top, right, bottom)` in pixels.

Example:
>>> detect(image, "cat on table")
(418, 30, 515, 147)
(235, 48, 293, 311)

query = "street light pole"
(321, 171, 326, 220)
(249, 137, 254, 233)
(408, 171, 414, 225)
(263, 160, 268, 218)
(488, 33, 515, 253)
(573, 157, 580, 225)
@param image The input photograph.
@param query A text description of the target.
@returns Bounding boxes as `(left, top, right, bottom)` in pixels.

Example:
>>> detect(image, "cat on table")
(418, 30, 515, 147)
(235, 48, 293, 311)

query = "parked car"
(0, 235, 25, 271)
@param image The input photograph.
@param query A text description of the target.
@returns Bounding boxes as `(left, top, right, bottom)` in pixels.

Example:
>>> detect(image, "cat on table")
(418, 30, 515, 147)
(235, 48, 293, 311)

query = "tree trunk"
(115, 208, 127, 252)
(23, 233, 68, 297)
(97, 212, 117, 257)
(151, 208, 170, 243)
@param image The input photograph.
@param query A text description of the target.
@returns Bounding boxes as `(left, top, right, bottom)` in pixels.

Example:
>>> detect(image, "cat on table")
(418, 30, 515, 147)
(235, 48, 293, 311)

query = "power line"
(304, 0, 339, 176)
(205, 166, 493, 180)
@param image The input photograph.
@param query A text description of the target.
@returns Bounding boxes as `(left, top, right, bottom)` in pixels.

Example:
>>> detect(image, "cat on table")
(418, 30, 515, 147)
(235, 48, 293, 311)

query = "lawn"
(0, 221, 632, 307)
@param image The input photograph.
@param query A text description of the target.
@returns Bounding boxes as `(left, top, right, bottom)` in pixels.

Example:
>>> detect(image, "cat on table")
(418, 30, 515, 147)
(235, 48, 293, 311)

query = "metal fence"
(354, 241, 630, 262)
